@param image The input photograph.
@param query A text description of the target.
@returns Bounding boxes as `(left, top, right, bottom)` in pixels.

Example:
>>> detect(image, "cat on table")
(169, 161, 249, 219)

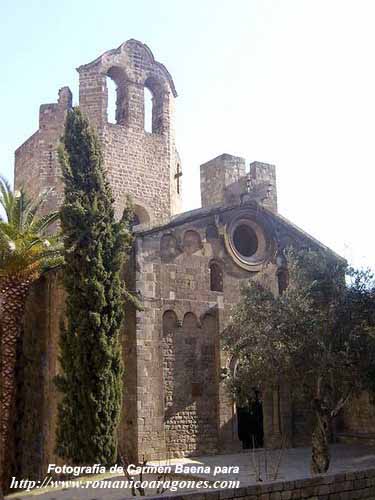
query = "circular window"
(225, 215, 270, 271)
(232, 224, 258, 257)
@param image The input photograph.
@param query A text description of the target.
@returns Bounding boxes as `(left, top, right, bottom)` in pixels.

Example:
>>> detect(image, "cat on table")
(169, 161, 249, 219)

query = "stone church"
(12, 39, 371, 477)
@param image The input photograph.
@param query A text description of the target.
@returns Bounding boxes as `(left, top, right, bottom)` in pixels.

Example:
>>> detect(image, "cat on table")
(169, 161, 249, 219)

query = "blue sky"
(1, 0, 374, 268)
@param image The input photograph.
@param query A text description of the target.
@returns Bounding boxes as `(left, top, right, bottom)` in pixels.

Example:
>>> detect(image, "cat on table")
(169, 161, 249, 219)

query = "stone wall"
(16, 271, 65, 480)
(200, 155, 277, 212)
(162, 311, 218, 456)
(200, 154, 246, 209)
(101, 123, 176, 223)
(249, 161, 277, 213)
(337, 392, 375, 445)
(134, 202, 300, 459)
(14, 87, 72, 214)
(16, 267, 139, 477)
(119, 255, 140, 463)
(154, 468, 375, 500)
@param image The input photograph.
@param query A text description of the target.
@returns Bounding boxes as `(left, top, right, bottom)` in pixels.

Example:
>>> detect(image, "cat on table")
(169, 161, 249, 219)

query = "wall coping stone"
(147, 467, 375, 500)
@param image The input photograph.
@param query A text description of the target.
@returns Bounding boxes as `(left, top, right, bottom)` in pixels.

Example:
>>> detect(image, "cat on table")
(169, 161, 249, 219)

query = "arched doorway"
(236, 388, 264, 449)
(230, 358, 264, 449)
(132, 204, 150, 227)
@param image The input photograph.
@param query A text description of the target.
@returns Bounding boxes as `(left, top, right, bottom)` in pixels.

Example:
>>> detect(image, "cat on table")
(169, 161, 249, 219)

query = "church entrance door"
(237, 389, 264, 449)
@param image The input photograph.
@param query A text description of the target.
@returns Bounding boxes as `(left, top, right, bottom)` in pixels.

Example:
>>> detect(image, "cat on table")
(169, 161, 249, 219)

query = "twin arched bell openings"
(105, 67, 166, 133)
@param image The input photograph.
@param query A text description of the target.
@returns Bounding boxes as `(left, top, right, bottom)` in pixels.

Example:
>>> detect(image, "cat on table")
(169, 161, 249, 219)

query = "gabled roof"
(136, 202, 344, 262)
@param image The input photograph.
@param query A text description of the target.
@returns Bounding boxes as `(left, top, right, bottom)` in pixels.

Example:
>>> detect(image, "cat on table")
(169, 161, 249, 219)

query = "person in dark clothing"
(237, 389, 264, 449)
(237, 405, 252, 448)
(252, 390, 264, 447)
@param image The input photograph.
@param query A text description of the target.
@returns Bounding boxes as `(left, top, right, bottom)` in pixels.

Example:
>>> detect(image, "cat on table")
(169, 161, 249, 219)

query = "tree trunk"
(0, 277, 30, 492)
(311, 408, 331, 475)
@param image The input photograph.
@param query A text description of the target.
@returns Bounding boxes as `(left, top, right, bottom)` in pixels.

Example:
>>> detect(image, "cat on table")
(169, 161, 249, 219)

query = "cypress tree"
(55, 108, 133, 465)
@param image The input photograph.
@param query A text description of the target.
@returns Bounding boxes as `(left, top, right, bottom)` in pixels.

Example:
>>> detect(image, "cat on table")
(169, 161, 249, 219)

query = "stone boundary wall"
(151, 467, 375, 500)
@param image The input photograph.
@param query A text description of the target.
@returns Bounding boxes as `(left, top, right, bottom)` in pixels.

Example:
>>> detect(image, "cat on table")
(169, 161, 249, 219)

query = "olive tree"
(223, 248, 375, 474)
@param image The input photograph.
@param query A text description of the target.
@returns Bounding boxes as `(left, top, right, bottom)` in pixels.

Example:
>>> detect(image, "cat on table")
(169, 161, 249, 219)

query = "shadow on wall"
(162, 311, 219, 457)
(14, 272, 63, 481)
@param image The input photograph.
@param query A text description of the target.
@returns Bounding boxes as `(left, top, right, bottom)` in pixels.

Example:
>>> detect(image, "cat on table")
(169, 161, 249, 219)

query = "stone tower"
(14, 87, 73, 215)
(15, 39, 182, 224)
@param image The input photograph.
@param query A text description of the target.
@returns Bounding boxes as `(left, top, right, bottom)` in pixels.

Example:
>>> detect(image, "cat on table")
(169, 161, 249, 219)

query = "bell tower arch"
(77, 39, 182, 223)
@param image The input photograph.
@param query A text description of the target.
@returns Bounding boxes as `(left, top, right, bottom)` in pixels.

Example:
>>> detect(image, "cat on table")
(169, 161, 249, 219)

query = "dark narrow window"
(277, 269, 288, 295)
(210, 262, 223, 292)
(206, 224, 219, 241)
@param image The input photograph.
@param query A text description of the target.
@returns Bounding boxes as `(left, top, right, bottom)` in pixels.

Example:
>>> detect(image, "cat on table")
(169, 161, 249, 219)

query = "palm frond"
(24, 188, 54, 229)
(12, 189, 32, 232)
(30, 210, 60, 234)
(0, 175, 14, 221)
(0, 180, 62, 282)
(0, 221, 17, 239)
